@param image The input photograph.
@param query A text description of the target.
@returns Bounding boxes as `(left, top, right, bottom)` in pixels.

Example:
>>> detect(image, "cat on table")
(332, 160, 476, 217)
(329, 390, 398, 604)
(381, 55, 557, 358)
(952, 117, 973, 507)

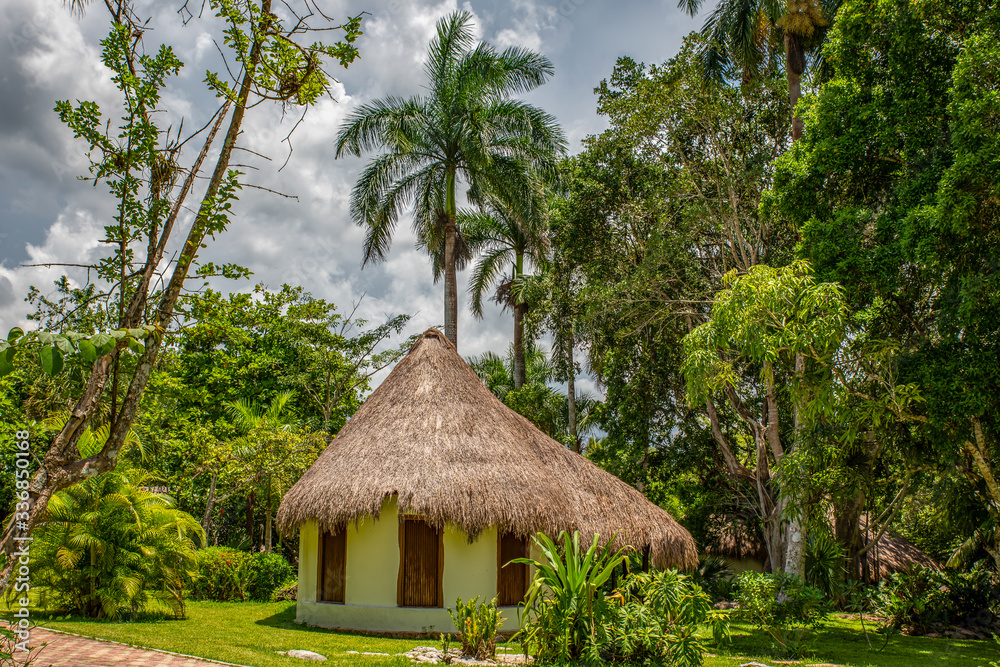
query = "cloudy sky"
(0, 0, 703, 387)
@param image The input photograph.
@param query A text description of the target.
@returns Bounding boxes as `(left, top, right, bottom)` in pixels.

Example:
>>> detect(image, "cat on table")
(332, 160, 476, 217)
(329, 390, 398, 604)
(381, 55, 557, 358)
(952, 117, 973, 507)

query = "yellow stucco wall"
(295, 496, 526, 633)
(344, 497, 401, 607)
(443, 524, 497, 607)
(297, 520, 318, 603)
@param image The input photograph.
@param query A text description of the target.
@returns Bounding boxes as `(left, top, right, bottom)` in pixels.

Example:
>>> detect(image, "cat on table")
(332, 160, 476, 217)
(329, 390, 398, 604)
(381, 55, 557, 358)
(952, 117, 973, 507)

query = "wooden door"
(398, 517, 442, 607)
(319, 527, 346, 603)
(497, 532, 529, 605)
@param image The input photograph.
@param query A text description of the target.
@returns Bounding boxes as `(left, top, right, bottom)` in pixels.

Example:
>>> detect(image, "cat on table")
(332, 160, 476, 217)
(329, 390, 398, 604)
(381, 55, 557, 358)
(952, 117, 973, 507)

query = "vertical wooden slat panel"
(400, 517, 441, 607)
(497, 532, 529, 605)
(319, 526, 346, 603)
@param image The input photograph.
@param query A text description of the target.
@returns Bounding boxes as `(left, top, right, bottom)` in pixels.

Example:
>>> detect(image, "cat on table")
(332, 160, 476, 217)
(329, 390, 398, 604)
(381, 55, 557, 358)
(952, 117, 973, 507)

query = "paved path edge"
(33, 627, 255, 667)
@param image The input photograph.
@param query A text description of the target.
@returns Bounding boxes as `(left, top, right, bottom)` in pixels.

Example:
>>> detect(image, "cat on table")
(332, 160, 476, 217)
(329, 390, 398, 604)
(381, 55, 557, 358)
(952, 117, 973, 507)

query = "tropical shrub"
(604, 570, 730, 667)
(31, 470, 204, 620)
(247, 552, 294, 602)
(874, 564, 999, 634)
(690, 556, 734, 602)
(514, 531, 626, 663)
(271, 578, 298, 602)
(733, 571, 828, 657)
(805, 532, 845, 599)
(515, 532, 727, 666)
(191, 548, 253, 601)
(447, 596, 504, 659)
(191, 548, 294, 601)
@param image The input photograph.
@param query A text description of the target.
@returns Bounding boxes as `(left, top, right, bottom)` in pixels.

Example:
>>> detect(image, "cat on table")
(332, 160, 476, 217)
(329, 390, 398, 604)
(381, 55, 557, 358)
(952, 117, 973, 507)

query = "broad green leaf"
(40, 345, 64, 376)
(0, 348, 15, 376)
(7, 327, 24, 344)
(91, 334, 115, 356)
(54, 336, 74, 354)
(78, 339, 98, 363)
(127, 338, 145, 355)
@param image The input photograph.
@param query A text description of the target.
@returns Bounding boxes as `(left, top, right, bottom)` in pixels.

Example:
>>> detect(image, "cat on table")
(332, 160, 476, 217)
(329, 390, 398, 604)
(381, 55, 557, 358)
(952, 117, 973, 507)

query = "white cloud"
(0, 0, 702, 394)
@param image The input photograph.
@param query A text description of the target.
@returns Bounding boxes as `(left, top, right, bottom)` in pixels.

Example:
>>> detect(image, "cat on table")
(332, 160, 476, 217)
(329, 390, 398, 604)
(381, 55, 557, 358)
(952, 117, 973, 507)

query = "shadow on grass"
(722, 620, 997, 666)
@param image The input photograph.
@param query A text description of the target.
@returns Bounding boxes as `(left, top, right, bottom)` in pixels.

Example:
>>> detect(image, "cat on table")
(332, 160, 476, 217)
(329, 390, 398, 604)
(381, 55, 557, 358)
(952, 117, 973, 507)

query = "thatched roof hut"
(278, 328, 696, 569)
(703, 513, 939, 579)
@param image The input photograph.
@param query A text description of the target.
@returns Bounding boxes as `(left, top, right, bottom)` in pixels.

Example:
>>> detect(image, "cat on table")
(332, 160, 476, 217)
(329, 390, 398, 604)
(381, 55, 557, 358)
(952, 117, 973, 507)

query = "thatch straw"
(277, 328, 697, 569)
(705, 514, 939, 578)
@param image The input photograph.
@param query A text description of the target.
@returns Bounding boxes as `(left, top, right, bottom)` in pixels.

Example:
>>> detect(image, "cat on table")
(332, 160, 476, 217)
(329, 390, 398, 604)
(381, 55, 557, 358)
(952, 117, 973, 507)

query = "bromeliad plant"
(513, 531, 626, 664)
(447, 596, 504, 660)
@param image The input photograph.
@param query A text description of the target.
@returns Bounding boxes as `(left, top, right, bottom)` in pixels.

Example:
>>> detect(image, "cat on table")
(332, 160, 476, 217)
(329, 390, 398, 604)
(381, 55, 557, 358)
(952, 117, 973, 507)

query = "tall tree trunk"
(443, 168, 459, 348)
(785, 32, 805, 141)
(567, 338, 578, 453)
(265, 475, 273, 553)
(835, 491, 866, 581)
(513, 303, 527, 389)
(246, 489, 255, 549)
(513, 250, 526, 389)
(202, 470, 219, 536)
(783, 353, 807, 578)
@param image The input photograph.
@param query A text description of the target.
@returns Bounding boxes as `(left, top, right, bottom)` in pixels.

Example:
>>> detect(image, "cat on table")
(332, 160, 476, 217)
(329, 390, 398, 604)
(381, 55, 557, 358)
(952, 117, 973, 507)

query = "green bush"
(733, 571, 828, 657)
(691, 556, 734, 602)
(805, 533, 845, 599)
(514, 531, 727, 667)
(247, 552, 294, 602)
(191, 548, 253, 601)
(31, 470, 203, 620)
(874, 563, 998, 634)
(270, 578, 298, 602)
(604, 570, 730, 667)
(447, 596, 504, 659)
(192, 549, 293, 602)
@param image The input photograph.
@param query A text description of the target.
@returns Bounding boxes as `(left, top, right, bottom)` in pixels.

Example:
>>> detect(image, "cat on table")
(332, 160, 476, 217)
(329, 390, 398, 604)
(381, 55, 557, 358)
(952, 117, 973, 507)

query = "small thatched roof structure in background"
(857, 516, 940, 579)
(704, 513, 939, 578)
(278, 328, 698, 569)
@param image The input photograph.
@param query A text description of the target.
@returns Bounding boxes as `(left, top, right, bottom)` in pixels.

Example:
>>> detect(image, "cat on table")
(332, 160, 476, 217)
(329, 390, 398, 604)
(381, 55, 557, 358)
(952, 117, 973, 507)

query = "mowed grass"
(11, 601, 1000, 667)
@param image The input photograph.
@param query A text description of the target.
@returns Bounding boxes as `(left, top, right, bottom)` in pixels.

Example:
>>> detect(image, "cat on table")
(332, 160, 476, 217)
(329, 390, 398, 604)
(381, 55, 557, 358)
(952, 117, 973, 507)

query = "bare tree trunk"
(785, 33, 805, 141)
(265, 476, 273, 553)
(835, 491, 866, 581)
(202, 470, 219, 536)
(443, 169, 459, 348)
(784, 353, 807, 578)
(513, 302, 527, 389)
(567, 339, 578, 453)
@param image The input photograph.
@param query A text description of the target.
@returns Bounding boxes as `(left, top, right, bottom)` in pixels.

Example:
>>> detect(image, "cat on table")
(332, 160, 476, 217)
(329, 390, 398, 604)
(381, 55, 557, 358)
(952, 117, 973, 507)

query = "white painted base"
(296, 601, 524, 634)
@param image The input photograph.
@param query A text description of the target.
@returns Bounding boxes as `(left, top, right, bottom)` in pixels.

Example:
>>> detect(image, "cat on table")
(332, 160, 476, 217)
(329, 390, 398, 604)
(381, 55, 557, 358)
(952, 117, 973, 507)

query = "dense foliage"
(514, 532, 728, 667)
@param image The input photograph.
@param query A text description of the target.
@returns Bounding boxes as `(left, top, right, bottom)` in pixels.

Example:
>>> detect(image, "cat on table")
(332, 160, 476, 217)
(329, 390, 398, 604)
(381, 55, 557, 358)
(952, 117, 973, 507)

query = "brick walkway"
(12, 628, 247, 667)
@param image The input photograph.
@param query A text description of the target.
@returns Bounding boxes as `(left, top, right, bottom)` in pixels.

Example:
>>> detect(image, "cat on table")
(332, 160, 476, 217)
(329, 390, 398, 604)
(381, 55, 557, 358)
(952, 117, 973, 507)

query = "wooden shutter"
(318, 526, 346, 603)
(497, 532, 529, 606)
(398, 517, 443, 607)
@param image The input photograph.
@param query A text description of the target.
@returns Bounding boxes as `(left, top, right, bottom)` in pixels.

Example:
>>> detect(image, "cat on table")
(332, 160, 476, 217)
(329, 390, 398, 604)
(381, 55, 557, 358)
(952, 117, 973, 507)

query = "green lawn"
(14, 601, 999, 667)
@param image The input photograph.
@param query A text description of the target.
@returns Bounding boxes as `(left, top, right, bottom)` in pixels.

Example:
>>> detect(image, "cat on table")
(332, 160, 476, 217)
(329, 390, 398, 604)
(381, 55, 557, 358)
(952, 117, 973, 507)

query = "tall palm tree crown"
(681, 0, 838, 140)
(335, 11, 566, 349)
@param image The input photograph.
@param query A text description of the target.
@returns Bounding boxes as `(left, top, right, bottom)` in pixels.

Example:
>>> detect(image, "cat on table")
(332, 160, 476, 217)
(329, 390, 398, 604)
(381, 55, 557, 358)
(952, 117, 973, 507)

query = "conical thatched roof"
(278, 328, 697, 569)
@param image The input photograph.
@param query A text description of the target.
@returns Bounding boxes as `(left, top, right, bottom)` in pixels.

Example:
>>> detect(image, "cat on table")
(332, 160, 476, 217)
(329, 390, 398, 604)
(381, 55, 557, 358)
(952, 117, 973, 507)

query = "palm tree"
(33, 469, 203, 619)
(224, 390, 296, 553)
(335, 11, 566, 349)
(680, 0, 836, 140)
(462, 185, 549, 389)
(467, 345, 598, 449)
